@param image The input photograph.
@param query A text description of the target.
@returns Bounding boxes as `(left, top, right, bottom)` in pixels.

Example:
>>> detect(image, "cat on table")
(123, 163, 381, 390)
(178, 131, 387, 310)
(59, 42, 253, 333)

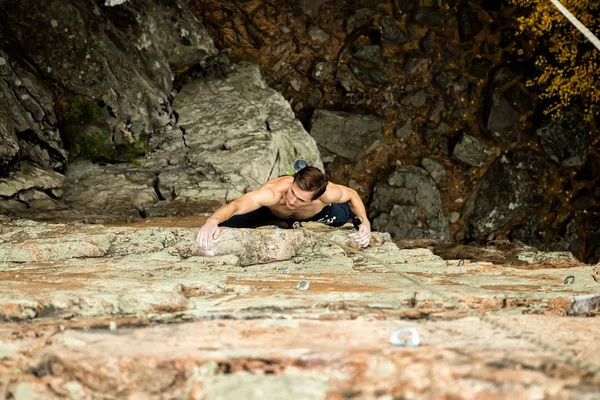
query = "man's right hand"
(196, 219, 221, 249)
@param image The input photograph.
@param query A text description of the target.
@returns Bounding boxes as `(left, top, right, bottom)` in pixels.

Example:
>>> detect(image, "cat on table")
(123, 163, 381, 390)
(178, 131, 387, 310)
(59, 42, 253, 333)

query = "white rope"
(548, 0, 600, 51)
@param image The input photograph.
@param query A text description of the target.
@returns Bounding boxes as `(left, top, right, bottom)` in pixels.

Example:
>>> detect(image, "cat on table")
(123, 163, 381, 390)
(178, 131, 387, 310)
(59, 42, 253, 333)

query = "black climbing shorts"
(219, 203, 355, 229)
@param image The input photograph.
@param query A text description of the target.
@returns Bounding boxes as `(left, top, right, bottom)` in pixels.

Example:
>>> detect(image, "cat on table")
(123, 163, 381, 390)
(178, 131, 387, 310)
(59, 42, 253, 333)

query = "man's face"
(285, 183, 314, 209)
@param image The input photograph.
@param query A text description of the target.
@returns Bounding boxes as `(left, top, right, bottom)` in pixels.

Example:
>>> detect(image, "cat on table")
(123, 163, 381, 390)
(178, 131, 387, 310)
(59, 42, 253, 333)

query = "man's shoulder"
(263, 175, 293, 189)
(319, 182, 347, 202)
(253, 177, 290, 201)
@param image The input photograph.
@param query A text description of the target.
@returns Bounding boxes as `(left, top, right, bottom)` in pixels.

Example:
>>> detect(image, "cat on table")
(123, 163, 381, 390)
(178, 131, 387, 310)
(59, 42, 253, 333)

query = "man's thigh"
(309, 203, 355, 227)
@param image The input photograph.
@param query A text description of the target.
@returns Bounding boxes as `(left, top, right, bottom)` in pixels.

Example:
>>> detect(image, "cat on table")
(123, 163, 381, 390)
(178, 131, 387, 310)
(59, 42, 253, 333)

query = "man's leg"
(218, 206, 279, 228)
(308, 203, 355, 228)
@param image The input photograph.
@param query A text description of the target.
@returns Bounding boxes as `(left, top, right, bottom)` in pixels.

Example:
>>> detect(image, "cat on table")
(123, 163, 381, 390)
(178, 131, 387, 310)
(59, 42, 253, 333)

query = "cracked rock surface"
(0, 219, 599, 398)
(2, 63, 322, 222)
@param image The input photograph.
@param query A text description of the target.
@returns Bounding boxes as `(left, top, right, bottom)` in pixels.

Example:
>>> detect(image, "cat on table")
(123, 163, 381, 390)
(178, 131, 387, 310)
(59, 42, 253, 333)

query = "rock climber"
(196, 165, 371, 249)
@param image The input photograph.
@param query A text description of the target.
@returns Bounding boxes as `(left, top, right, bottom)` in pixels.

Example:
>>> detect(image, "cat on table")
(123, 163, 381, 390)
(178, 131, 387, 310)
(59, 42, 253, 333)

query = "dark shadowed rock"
(335, 67, 357, 92)
(349, 62, 388, 87)
(457, 4, 483, 42)
(503, 84, 534, 114)
(469, 58, 494, 79)
(346, 8, 377, 33)
(510, 213, 582, 255)
(421, 158, 448, 185)
(536, 108, 590, 167)
(352, 45, 383, 64)
(434, 71, 452, 90)
(463, 155, 544, 237)
(491, 67, 518, 87)
(486, 90, 520, 146)
(441, 43, 460, 61)
(296, 0, 322, 17)
(380, 15, 407, 47)
(420, 31, 436, 55)
(396, 0, 419, 13)
(452, 133, 499, 167)
(370, 166, 450, 243)
(310, 110, 384, 162)
(428, 98, 445, 123)
(401, 90, 428, 108)
(414, 8, 442, 27)
(576, 156, 600, 181)
(509, 149, 552, 176)
(481, 0, 503, 12)
(510, 213, 545, 249)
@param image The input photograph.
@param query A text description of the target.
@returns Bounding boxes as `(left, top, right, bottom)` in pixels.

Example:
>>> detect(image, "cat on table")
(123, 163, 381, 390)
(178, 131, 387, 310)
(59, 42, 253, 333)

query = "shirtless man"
(196, 166, 371, 249)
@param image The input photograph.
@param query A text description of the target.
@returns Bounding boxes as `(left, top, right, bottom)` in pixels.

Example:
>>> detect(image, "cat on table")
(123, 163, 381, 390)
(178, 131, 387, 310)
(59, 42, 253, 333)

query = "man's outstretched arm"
(196, 188, 278, 249)
(321, 183, 371, 247)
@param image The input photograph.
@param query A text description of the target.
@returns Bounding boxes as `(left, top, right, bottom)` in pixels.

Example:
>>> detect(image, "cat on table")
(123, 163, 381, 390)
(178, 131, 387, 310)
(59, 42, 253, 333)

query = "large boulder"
(536, 108, 590, 167)
(485, 68, 532, 147)
(0, 162, 64, 198)
(463, 155, 544, 238)
(157, 62, 324, 189)
(370, 166, 450, 243)
(309, 110, 384, 162)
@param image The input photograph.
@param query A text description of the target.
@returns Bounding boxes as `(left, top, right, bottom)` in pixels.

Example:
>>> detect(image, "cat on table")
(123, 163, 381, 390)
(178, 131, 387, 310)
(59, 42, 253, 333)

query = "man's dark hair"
(293, 166, 328, 200)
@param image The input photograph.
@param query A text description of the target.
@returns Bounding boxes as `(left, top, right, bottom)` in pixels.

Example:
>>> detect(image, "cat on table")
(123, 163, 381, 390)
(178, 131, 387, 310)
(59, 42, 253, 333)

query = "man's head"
(286, 166, 327, 208)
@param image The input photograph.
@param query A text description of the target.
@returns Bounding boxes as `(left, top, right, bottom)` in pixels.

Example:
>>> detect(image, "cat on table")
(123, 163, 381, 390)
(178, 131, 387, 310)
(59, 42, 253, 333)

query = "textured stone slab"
(0, 220, 597, 322)
(0, 162, 64, 198)
(0, 218, 598, 397)
(1, 317, 600, 398)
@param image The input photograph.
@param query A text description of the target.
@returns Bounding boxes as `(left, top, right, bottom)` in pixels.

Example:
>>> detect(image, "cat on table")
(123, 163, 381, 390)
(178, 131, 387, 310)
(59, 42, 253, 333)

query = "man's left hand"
(354, 223, 371, 248)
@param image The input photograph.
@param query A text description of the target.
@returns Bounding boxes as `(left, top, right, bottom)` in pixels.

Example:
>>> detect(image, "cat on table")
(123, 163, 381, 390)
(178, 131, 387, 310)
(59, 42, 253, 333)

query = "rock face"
(184, 0, 600, 263)
(536, 107, 590, 167)
(0, 162, 64, 198)
(452, 133, 499, 167)
(0, 49, 68, 175)
(1, 2, 599, 398)
(1, 63, 323, 221)
(309, 110, 384, 162)
(1, 0, 600, 265)
(0, 219, 599, 398)
(463, 155, 544, 238)
(370, 166, 450, 243)
(0, 0, 323, 223)
(0, 0, 216, 165)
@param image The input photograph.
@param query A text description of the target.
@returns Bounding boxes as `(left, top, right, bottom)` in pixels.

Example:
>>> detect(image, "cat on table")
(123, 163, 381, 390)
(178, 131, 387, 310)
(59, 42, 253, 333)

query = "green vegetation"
(68, 132, 114, 162)
(68, 133, 150, 167)
(57, 92, 150, 166)
(62, 99, 102, 122)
